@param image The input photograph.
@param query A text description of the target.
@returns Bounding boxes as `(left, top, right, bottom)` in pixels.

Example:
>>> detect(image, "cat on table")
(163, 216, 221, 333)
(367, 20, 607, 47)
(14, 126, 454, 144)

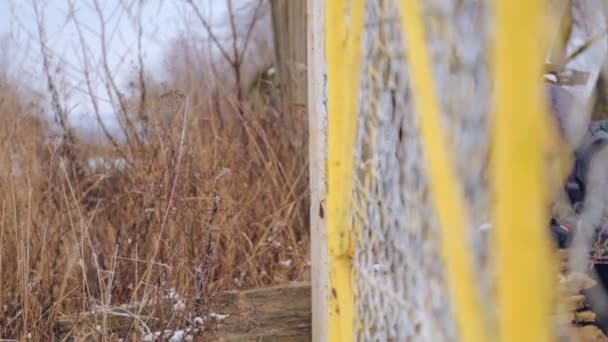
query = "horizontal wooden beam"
(55, 282, 311, 341)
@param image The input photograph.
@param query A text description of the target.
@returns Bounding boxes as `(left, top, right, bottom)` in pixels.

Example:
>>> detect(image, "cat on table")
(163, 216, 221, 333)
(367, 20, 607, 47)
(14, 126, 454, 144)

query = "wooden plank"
(54, 283, 311, 341)
(209, 283, 311, 341)
(307, 0, 328, 341)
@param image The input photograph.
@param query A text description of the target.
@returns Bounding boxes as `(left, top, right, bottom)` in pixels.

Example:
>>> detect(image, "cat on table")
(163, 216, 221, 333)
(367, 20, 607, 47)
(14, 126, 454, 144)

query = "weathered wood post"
(270, 0, 308, 148)
(306, 0, 328, 341)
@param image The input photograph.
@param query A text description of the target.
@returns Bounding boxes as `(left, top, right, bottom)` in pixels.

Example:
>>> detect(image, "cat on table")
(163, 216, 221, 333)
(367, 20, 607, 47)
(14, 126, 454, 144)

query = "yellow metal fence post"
(396, 1, 488, 341)
(325, 0, 365, 340)
(492, 0, 552, 341)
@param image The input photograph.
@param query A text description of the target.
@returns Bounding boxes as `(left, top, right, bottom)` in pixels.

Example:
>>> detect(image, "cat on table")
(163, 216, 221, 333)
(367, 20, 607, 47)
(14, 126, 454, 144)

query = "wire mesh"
(352, 1, 493, 340)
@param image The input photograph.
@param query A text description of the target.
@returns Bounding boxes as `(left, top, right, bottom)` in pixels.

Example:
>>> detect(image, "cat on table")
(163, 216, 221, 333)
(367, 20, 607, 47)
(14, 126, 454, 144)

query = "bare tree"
(186, 0, 265, 102)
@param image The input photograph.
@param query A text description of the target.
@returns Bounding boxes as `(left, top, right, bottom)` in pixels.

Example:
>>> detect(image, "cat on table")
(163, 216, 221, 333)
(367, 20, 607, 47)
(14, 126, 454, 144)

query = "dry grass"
(0, 2, 309, 340)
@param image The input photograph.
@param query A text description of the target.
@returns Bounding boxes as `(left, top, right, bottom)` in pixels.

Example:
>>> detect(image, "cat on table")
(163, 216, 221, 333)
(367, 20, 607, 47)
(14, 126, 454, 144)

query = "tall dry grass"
(0, 1, 309, 339)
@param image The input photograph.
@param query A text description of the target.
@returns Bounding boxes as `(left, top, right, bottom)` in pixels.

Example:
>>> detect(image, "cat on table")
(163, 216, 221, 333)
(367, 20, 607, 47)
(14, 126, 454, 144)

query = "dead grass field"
(0, 1, 310, 340)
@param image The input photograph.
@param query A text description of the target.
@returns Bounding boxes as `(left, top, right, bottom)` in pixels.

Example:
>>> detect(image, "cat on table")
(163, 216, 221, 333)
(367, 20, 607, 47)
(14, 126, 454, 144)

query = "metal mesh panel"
(352, 1, 492, 340)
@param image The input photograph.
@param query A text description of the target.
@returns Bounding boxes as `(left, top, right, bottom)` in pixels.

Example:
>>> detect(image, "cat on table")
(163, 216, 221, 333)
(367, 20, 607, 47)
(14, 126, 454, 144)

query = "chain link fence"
(352, 1, 495, 340)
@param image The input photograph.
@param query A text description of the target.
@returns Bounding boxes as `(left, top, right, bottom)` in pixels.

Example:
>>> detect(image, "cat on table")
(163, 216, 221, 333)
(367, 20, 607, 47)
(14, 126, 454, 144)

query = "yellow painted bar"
(396, 1, 488, 341)
(325, 2, 346, 339)
(325, 0, 365, 340)
(492, 0, 552, 340)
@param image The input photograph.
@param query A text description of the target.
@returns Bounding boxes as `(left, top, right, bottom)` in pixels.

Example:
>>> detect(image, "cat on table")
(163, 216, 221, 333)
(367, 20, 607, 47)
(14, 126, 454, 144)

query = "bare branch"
(227, 0, 240, 66)
(226, 0, 243, 100)
(136, 0, 148, 136)
(66, 0, 123, 151)
(186, 0, 234, 65)
(32, 0, 69, 133)
(92, 0, 142, 150)
(238, 0, 265, 63)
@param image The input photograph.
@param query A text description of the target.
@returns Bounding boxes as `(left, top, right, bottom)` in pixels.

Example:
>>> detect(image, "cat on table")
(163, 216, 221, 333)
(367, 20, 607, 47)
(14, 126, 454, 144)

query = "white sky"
(0, 0, 230, 132)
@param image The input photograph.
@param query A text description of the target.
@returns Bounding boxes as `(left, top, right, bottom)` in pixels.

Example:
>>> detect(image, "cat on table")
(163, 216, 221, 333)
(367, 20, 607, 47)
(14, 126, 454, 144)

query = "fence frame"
(492, 0, 552, 340)
(307, 0, 328, 340)
(309, 0, 553, 341)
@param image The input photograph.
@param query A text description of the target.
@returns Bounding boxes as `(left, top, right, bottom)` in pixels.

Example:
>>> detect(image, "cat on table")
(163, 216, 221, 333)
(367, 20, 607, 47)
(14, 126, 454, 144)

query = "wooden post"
(307, 0, 328, 341)
(270, 0, 307, 108)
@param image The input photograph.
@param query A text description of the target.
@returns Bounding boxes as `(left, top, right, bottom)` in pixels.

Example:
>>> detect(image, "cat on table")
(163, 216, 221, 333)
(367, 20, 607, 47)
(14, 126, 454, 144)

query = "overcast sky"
(0, 0, 230, 132)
